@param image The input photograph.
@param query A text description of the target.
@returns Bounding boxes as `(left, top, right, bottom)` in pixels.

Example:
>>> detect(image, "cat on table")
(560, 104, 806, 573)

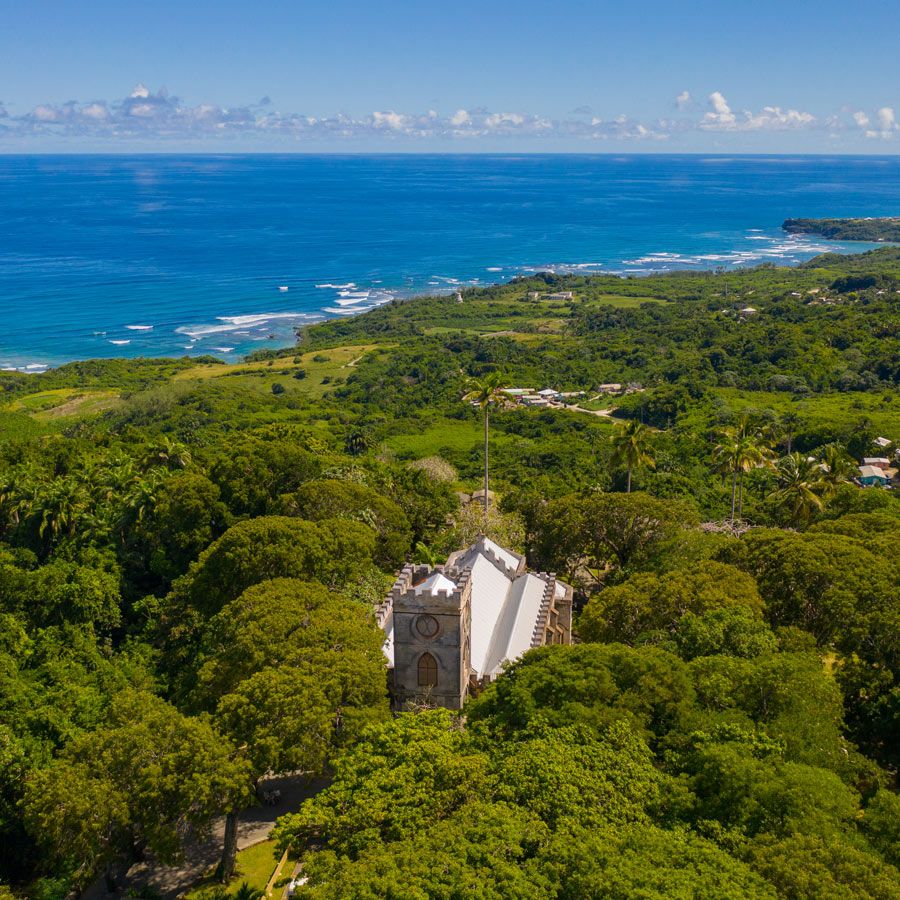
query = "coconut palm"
(462, 372, 507, 518)
(34, 475, 91, 542)
(610, 420, 655, 493)
(232, 883, 264, 900)
(143, 436, 192, 470)
(712, 417, 772, 524)
(344, 427, 372, 457)
(780, 410, 802, 454)
(818, 443, 855, 497)
(770, 452, 828, 527)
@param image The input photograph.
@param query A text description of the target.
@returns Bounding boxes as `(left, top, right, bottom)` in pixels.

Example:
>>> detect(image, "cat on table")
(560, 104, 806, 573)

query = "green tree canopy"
(467, 644, 696, 747)
(166, 516, 378, 618)
(578, 561, 763, 645)
(23, 691, 250, 888)
(272, 479, 412, 569)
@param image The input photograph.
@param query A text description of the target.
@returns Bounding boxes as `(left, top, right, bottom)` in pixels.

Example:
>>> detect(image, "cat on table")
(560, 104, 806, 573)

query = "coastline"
(0, 231, 885, 374)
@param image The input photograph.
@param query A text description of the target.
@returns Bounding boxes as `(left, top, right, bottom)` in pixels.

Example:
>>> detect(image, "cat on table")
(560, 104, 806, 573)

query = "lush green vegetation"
(1, 247, 898, 899)
(784, 217, 900, 242)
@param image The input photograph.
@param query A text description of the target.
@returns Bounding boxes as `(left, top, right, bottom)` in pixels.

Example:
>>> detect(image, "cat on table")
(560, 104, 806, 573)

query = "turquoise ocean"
(1, 154, 898, 370)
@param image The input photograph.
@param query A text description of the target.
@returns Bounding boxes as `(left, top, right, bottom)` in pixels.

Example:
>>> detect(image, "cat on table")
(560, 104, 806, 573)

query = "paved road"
(82, 774, 328, 900)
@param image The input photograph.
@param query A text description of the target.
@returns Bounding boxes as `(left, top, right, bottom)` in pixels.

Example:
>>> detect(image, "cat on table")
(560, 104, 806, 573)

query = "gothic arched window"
(417, 652, 438, 687)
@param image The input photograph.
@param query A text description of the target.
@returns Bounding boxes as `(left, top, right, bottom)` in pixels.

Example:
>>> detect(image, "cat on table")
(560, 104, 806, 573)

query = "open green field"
(708, 388, 900, 438)
(174, 344, 381, 400)
(384, 416, 491, 459)
(3, 387, 121, 420)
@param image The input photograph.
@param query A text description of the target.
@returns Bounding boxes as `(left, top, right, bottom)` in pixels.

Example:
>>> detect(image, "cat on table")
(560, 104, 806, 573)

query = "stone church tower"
(377, 537, 573, 710)
(388, 565, 473, 709)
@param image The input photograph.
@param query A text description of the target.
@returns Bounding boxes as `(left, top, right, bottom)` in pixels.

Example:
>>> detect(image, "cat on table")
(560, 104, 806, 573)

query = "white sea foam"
(109, 339, 131, 345)
(337, 290, 370, 299)
(486, 267, 503, 272)
(176, 311, 317, 338)
(125, 324, 153, 331)
(211, 346, 235, 353)
(315, 282, 356, 289)
(322, 307, 362, 316)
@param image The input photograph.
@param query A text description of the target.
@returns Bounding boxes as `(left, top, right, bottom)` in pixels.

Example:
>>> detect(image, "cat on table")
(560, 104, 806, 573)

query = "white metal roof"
(481, 573, 547, 678)
(415, 571, 457, 595)
(468, 553, 517, 676)
(859, 465, 888, 479)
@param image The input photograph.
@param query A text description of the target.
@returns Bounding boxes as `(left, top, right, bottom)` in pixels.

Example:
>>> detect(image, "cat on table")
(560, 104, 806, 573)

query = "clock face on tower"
(415, 614, 440, 639)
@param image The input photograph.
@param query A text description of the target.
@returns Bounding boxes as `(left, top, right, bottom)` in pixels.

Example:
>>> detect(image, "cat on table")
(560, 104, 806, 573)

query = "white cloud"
(877, 106, 896, 130)
(372, 110, 408, 130)
(744, 106, 816, 130)
(703, 91, 736, 128)
(701, 91, 815, 132)
(855, 106, 899, 139)
(3, 84, 895, 146)
(32, 105, 60, 122)
(81, 102, 109, 120)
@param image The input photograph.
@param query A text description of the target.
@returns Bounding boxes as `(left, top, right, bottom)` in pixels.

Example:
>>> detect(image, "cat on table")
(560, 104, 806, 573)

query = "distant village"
(498, 383, 642, 410)
(858, 437, 898, 488)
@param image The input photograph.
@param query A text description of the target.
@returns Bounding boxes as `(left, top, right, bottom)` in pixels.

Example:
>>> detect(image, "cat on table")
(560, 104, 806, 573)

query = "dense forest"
(784, 217, 900, 242)
(1, 246, 899, 899)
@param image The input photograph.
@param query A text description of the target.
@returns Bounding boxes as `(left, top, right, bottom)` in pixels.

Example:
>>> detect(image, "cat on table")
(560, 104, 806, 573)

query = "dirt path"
(566, 404, 616, 418)
(81, 774, 328, 900)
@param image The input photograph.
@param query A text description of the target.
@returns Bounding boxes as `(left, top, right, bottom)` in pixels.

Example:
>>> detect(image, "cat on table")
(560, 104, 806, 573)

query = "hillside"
(784, 216, 900, 241)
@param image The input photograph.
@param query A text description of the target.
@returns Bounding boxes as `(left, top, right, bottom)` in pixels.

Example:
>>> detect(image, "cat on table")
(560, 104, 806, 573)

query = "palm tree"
(462, 372, 507, 519)
(610, 420, 655, 493)
(232, 883, 264, 900)
(712, 418, 772, 524)
(34, 475, 91, 542)
(818, 443, 854, 498)
(344, 427, 372, 457)
(770, 452, 828, 527)
(780, 410, 802, 454)
(143, 436, 192, 470)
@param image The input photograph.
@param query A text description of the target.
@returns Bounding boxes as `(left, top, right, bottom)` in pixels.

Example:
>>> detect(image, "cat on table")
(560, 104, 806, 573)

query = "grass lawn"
(184, 839, 281, 900)
(384, 416, 501, 459)
(231, 840, 281, 893)
(3, 387, 121, 420)
(173, 345, 381, 400)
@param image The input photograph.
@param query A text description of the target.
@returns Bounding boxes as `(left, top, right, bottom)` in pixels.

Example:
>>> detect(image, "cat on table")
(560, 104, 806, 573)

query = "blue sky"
(2, 0, 899, 152)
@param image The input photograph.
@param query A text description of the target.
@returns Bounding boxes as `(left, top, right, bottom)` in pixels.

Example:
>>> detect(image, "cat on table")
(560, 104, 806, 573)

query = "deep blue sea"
(1, 154, 899, 370)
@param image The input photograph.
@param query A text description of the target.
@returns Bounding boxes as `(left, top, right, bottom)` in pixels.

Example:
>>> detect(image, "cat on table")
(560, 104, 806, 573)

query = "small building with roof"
(858, 465, 890, 486)
(376, 536, 573, 709)
(862, 457, 891, 470)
